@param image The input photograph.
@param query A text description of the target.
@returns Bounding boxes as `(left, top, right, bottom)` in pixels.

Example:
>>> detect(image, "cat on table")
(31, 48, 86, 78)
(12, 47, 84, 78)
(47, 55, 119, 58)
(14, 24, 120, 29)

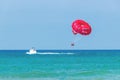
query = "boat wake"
(34, 52, 74, 55)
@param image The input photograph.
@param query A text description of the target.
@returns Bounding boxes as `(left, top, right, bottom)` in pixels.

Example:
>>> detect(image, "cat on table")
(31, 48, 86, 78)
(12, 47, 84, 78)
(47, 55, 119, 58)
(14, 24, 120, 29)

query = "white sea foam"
(36, 52, 74, 55)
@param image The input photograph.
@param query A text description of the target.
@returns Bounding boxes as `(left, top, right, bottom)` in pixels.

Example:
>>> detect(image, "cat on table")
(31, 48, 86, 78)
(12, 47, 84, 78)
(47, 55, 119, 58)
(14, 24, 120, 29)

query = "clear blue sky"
(0, 0, 120, 50)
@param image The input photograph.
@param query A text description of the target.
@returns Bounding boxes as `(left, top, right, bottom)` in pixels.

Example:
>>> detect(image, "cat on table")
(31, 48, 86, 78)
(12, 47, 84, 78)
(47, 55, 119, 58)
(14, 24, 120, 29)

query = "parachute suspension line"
(73, 35, 81, 43)
(71, 35, 81, 46)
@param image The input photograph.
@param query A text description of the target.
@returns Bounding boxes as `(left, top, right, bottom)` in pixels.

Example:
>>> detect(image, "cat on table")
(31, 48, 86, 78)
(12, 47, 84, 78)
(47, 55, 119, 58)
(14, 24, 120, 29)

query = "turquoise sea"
(0, 50, 120, 80)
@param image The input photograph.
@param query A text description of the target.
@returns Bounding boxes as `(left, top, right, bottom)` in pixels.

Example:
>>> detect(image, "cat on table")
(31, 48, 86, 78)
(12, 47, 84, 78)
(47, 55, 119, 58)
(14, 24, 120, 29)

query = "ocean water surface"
(0, 50, 120, 80)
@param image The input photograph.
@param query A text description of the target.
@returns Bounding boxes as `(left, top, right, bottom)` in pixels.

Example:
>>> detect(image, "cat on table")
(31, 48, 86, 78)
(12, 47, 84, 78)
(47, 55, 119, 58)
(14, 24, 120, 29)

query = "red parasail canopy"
(72, 19, 92, 35)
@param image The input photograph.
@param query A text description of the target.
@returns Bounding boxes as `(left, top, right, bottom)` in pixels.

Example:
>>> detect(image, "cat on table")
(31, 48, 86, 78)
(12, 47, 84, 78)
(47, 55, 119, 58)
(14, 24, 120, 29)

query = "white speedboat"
(26, 47, 37, 55)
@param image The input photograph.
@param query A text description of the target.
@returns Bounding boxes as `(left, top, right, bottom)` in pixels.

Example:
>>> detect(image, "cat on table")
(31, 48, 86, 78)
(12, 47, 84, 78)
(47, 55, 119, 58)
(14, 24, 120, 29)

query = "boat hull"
(26, 52, 37, 55)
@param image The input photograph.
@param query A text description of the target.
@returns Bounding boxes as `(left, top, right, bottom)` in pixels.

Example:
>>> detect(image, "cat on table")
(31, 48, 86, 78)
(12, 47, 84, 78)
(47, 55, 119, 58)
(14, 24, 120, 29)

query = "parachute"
(71, 19, 92, 46)
(72, 19, 91, 35)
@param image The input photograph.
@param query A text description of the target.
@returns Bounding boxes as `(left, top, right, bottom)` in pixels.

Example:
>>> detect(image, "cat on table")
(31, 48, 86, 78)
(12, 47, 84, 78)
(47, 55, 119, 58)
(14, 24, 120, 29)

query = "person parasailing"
(71, 19, 92, 46)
